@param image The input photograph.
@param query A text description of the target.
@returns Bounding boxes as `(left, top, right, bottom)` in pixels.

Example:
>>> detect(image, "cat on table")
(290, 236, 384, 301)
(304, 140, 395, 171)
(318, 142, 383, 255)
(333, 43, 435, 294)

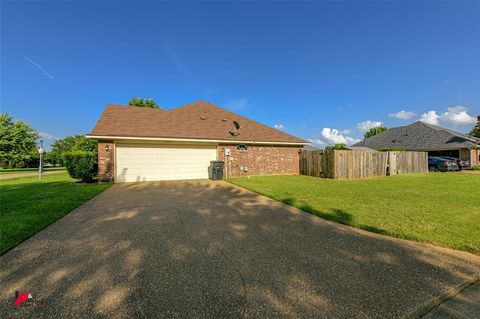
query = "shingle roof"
(353, 121, 479, 150)
(88, 101, 308, 144)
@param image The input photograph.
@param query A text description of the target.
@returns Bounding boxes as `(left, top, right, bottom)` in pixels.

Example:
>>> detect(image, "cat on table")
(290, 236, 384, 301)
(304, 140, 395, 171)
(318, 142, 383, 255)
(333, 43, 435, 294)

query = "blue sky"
(2, 1, 479, 149)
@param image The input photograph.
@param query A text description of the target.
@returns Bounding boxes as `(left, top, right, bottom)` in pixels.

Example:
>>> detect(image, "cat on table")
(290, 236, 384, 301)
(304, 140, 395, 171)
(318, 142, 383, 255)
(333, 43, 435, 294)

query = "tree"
(469, 115, 480, 139)
(50, 135, 97, 166)
(128, 98, 160, 108)
(325, 143, 348, 150)
(0, 113, 38, 168)
(364, 125, 388, 139)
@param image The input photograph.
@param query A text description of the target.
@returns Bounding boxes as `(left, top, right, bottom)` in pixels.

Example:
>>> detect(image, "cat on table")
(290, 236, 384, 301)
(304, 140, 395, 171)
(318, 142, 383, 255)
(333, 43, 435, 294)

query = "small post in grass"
(37, 140, 44, 180)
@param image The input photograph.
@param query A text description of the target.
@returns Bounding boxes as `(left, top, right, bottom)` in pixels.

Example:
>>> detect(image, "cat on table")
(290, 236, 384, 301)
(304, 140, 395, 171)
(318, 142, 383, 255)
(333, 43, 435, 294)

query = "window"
(236, 144, 248, 151)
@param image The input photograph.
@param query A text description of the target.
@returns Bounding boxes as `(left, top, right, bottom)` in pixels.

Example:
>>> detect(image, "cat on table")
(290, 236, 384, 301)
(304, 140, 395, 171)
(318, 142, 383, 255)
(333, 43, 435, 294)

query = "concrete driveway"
(1, 180, 479, 318)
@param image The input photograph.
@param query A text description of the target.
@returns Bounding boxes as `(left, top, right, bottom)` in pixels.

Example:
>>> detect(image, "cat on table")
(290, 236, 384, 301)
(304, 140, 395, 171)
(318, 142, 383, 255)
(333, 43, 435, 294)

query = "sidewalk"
(0, 170, 65, 180)
(422, 280, 480, 318)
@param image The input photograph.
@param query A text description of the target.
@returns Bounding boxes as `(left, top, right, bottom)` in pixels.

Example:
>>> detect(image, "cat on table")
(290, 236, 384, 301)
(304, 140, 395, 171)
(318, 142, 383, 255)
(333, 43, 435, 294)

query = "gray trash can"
(210, 161, 224, 180)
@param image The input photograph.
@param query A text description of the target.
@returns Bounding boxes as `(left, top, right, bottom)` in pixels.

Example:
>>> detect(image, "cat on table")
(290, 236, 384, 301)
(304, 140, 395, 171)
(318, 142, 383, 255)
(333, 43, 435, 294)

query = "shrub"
(63, 151, 97, 182)
(325, 143, 348, 150)
(471, 165, 480, 171)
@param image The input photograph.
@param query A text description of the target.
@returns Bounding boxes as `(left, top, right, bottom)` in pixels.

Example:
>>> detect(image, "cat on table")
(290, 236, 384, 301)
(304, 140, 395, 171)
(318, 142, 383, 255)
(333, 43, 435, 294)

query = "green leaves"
(63, 151, 97, 182)
(325, 143, 348, 150)
(364, 125, 388, 139)
(0, 113, 39, 168)
(469, 116, 480, 139)
(50, 135, 97, 166)
(128, 97, 160, 108)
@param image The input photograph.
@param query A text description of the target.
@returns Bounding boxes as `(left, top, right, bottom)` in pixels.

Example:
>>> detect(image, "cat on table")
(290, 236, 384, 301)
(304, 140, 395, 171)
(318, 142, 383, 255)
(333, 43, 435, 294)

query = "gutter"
(86, 134, 310, 146)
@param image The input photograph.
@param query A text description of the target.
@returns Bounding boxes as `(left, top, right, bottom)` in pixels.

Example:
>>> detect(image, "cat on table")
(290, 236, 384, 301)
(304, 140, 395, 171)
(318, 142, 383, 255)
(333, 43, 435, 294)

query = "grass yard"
(229, 174, 480, 255)
(0, 167, 66, 174)
(0, 172, 110, 255)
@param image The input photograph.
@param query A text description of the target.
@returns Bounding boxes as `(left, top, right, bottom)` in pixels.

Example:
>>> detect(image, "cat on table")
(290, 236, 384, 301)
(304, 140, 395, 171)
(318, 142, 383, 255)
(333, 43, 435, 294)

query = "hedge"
(63, 151, 97, 182)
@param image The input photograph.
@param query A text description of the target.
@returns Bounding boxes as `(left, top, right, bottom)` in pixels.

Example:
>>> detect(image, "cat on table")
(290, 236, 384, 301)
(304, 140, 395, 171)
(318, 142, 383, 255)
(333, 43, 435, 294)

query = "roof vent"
(222, 118, 227, 122)
(200, 116, 206, 120)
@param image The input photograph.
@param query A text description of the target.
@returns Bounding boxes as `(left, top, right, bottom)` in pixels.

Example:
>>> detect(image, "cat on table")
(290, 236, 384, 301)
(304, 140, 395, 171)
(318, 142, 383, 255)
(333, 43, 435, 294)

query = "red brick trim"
(98, 140, 114, 182)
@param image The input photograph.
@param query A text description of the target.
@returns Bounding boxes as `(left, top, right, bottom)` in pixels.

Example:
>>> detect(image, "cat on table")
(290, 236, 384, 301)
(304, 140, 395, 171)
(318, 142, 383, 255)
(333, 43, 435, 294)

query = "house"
(87, 101, 308, 182)
(353, 121, 480, 167)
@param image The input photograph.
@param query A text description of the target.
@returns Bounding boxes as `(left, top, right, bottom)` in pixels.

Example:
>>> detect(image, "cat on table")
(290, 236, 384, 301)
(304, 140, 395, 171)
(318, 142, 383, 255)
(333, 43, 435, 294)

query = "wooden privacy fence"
(300, 149, 428, 179)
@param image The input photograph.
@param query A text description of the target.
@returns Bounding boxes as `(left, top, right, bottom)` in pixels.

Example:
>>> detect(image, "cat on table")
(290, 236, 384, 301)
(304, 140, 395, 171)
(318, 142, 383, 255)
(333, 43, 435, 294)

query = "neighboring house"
(87, 101, 308, 182)
(303, 145, 321, 151)
(353, 121, 480, 167)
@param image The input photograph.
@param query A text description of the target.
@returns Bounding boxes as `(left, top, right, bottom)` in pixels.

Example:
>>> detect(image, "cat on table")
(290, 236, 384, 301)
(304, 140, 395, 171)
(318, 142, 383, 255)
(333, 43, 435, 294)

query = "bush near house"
(63, 151, 97, 182)
(50, 135, 97, 166)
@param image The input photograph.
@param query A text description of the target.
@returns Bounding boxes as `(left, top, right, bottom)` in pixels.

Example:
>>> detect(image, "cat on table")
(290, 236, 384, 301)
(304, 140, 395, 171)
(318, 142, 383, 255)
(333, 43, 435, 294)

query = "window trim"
(236, 144, 248, 152)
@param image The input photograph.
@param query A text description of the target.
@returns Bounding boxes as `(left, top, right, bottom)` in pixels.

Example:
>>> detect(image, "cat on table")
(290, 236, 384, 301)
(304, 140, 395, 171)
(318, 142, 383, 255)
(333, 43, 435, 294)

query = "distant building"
(353, 121, 479, 167)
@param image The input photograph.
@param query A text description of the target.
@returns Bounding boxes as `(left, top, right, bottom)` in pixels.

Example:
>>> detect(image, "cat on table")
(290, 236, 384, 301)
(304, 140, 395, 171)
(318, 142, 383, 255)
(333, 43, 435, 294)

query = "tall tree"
(0, 113, 39, 168)
(469, 115, 480, 139)
(50, 135, 97, 166)
(128, 98, 160, 108)
(364, 125, 388, 139)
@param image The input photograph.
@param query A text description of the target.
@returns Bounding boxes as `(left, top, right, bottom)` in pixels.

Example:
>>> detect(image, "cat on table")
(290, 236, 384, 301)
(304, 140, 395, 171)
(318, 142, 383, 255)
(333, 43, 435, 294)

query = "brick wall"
(471, 149, 479, 167)
(459, 148, 470, 162)
(459, 148, 480, 167)
(217, 144, 303, 177)
(98, 140, 114, 182)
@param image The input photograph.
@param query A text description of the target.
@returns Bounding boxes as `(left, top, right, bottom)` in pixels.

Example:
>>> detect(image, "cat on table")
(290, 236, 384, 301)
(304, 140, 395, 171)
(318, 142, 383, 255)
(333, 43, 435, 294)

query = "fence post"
(388, 151, 398, 175)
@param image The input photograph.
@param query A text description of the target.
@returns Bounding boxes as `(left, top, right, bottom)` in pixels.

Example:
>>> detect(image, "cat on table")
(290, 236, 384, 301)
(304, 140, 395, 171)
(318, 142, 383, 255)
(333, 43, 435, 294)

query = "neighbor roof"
(353, 121, 479, 150)
(88, 101, 307, 144)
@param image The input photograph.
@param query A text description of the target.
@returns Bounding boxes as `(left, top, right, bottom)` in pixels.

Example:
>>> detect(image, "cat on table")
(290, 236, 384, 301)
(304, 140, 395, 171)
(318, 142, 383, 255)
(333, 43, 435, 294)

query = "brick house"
(353, 121, 480, 167)
(87, 101, 308, 182)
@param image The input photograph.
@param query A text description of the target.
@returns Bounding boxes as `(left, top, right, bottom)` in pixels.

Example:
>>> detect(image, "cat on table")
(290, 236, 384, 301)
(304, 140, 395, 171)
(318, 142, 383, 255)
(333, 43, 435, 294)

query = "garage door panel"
(116, 144, 217, 182)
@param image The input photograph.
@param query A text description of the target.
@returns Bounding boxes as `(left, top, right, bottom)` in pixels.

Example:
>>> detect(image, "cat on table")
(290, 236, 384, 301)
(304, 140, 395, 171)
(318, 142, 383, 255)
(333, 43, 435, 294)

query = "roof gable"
(89, 101, 307, 144)
(353, 121, 479, 150)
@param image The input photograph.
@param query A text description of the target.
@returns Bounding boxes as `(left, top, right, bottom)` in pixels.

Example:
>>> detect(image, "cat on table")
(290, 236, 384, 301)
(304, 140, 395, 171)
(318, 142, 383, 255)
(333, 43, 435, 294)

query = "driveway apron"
(1, 180, 479, 318)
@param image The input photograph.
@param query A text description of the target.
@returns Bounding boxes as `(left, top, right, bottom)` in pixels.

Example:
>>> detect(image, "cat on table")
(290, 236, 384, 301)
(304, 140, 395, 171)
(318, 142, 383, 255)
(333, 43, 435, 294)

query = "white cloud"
(307, 138, 325, 146)
(389, 110, 416, 120)
(274, 124, 285, 130)
(440, 106, 476, 126)
(338, 129, 351, 134)
(420, 106, 475, 126)
(419, 111, 439, 125)
(357, 120, 382, 133)
(321, 128, 360, 145)
(223, 98, 249, 110)
(38, 132, 59, 140)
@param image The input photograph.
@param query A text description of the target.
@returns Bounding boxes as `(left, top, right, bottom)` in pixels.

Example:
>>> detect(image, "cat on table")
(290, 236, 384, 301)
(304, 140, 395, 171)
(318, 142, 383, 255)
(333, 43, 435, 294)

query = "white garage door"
(116, 143, 217, 182)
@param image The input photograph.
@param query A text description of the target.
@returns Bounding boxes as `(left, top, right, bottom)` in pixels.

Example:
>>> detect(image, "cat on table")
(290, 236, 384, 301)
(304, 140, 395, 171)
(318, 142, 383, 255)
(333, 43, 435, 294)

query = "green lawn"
(229, 174, 480, 255)
(0, 167, 66, 174)
(0, 172, 110, 255)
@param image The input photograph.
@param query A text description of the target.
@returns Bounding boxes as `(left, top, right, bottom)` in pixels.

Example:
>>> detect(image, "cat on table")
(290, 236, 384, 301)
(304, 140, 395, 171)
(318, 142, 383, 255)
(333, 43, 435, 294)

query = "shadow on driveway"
(1, 180, 479, 318)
